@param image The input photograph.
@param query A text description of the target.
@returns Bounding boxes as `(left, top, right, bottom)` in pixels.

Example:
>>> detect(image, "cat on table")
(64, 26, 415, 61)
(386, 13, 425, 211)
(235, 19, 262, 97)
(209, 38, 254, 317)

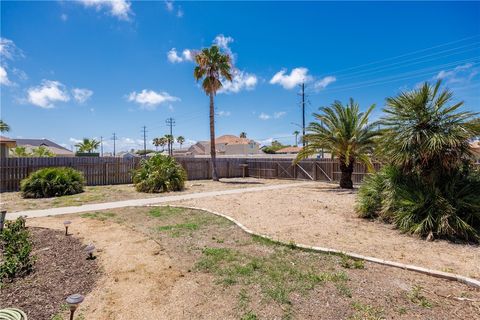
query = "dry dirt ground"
(27, 207, 480, 320)
(0, 178, 299, 212)
(171, 182, 480, 280)
(0, 227, 99, 320)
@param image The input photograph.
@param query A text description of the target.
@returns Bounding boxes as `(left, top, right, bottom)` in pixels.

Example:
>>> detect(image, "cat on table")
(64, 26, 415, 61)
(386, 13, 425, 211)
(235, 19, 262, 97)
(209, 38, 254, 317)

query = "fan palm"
(164, 134, 174, 155)
(0, 120, 10, 133)
(177, 136, 185, 149)
(295, 99, 379, 188)
(194, 45, 233, 181)
(293, 130, 300, 146)
(75, 138, 100, 153)
(379, 80, 479, 181)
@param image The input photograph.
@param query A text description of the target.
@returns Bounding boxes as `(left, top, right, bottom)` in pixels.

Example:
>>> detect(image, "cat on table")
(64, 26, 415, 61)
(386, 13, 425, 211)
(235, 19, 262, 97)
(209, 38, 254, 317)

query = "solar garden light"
(63, 220, 72, 236)
(66, 293, 84, 320)
(0, 210, 6, 232)
(85, 243, 96, 260)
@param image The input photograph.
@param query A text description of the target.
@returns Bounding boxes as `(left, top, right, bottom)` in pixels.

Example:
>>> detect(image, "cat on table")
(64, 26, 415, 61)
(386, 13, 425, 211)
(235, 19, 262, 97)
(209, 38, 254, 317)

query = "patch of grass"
(340, 255, 365, 269)
(407, 285, 432, 308)
(397, 306, 408, 315)
(336, 282, 353, 298)
(350, 302, 385, 320)
(148, 206, 185, 218)
(240, 311, 258, 320)
(80, 211, 116, 221)
(153, 211, 232, 237)
(196, 246, 348, 308)
(251, 234, 277, 246)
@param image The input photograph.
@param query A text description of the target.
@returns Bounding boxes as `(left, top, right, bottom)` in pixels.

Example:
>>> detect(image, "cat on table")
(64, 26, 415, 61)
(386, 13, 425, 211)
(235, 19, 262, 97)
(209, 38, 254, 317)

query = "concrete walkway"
(7, 182, 312, 220)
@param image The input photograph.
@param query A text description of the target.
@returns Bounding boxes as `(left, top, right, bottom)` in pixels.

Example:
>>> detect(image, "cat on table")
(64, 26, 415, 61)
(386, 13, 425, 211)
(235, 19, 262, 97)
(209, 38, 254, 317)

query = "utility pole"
(165, 117, 175, 156)
(142, 125, 147, 157)
(100, 136, 104, 157)
(112, 133, 117, 157)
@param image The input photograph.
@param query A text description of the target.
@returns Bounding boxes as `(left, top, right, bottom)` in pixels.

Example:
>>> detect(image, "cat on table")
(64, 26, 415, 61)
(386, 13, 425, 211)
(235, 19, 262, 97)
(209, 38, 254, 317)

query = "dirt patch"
(27, 207, 480, 319)
(172, 182, 480, 279)
(0, 178, 299, 212)
(0, 227, 100, 320)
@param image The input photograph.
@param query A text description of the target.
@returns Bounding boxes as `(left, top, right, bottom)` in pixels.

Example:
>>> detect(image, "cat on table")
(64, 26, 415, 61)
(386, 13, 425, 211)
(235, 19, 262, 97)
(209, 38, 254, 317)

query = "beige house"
(15, 138, 74, 157)
(0, 136, 17, 158)
(188, 135, 261, 156)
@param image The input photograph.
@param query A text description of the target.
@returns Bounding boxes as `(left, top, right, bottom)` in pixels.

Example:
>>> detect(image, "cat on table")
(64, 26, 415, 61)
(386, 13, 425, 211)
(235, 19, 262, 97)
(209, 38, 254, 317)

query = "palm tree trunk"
(209, 93, 219, 181)
(339, 158, 354, 189)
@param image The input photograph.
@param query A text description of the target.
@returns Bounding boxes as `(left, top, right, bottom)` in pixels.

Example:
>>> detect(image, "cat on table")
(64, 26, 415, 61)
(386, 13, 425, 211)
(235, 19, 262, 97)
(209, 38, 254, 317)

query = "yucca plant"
(358, 80, 480, 242)
(133, 154, 187, 193)
(295, 99, 379, 188)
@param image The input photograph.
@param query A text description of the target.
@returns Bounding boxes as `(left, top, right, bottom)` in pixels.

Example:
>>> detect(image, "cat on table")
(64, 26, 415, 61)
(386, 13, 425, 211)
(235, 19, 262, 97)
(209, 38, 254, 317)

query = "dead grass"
(27, 206, 480, 319)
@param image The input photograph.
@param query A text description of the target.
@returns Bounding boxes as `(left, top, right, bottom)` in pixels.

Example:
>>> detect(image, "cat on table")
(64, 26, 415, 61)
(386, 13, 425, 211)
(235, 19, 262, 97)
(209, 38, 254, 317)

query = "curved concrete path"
(6, 182, 312, 220)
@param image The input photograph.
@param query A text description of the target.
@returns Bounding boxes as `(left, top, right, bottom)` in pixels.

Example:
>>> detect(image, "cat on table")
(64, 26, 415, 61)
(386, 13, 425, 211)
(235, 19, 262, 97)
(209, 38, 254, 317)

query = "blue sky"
(1, 1, 479, 152)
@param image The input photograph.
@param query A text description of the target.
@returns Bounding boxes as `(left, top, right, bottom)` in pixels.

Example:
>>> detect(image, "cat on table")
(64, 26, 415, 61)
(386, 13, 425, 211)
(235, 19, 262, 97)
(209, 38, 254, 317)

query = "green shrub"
(357, 166, 480, 242)
(132, 154, 187, 193)
(20, 167, 85, 198)
(0, 217, 35, 282)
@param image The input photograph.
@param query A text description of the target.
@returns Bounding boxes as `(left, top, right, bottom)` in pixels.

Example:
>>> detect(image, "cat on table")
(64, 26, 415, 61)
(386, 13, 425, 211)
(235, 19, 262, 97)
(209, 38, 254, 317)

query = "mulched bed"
(0, 227, 100, 320)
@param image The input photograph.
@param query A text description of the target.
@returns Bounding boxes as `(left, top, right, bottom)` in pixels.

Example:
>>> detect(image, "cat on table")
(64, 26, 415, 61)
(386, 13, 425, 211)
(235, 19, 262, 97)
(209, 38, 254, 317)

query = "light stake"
(66, 293, 84, 320)
(85, 243, 96, 260)
(63, 220, 71, 236)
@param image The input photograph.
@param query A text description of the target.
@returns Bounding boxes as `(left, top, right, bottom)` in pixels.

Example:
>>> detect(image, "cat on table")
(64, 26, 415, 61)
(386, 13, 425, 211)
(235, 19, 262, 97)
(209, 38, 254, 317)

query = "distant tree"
(293, 130, 300, 146)
(0, 120, 10, 133)
(239, 132, 247, 138)
(75, 138, 100, 153)
(261, 140, 290, 154)
(153, 137, 167, 152)
(194, 45, 233, 181)
(31, 146, 54, 157)
(10, 146, 29, 157)
(177, 136, 185, 149)
(165, 134, 174, 155)
(295, 99, 378, 188)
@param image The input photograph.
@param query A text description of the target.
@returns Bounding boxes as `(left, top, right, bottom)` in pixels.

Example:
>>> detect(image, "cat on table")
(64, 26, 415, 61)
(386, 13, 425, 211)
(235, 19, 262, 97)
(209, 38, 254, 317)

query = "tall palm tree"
(177, 136, 185, 149)
(194, 45, 233, 181)
(380, 80, 479, 181)
(239, 132, 247, 138)
(75, 138, 100, 153)
(0, 120, 10, 133)
(295, 99, 379, 189)
(293, 130, 300, 146)
(153, 137, 167, 152)
(164, 134, 174, 155)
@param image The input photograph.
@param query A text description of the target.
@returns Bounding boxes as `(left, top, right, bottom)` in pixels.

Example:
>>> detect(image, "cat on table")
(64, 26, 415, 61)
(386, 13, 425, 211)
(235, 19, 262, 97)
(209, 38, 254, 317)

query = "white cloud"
(270, 67, 312, 89)
(167, 48, 183, 63)
(27, 80, 70, 108)
(77, 0, 133, 21)
(274, 111, 286, 119)
(213, 34, 234, 60)
(217, 110, 231, 117)
(177, 9, 184, 18)
(182, 49, 193, 61)
(61, 13, 68, 21)
(314, 76, 336, 90)
(165, 1, 174, 12)
(218, 71, 258, 94)
(128, 89, 179, 110)
(259, 112, 271, 120)
(0, 37, 24, 60)
(0, 66, 11, 86)
(72, 88, 94, 103)
(435, 63, 478, 84)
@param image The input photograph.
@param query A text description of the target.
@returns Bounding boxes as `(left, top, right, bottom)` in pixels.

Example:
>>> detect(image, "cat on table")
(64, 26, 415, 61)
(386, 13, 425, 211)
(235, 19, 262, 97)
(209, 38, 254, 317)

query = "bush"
(0, 217, 35, 282)
(20, 167, 85, 198)
(357, 166, 480, 242)
(132, 154, 187, 193)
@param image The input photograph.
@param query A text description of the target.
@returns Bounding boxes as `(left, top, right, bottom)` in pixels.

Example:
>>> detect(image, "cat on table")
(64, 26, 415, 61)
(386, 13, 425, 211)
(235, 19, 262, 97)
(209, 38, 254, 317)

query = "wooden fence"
(0, 156, 377, 192)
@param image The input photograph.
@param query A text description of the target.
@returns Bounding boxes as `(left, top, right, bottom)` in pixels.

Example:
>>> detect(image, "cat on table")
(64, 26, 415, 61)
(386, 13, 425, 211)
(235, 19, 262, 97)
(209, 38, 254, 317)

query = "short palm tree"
(380, 80, 479, 180)
(293, 130, 300, 146)
(0, 120, 10, 133)
(10, 146, 28, 157)
(295, 99, 379, 188)
(31, 146, 54, 157)
(75, 138, 100, 153)
(177, 136, 185, 149)
(194, 45, 233, 181)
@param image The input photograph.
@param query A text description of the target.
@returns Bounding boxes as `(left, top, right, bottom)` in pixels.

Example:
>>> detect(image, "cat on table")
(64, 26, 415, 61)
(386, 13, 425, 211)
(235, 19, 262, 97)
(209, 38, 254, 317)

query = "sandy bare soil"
(0, 178, 299, 212)
(26, 207, 480, 320)
(171, 182, 480, 280)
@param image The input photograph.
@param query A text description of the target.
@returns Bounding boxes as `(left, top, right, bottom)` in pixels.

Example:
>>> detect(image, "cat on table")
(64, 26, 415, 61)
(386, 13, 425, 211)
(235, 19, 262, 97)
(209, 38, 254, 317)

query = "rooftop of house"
(0, 136, 17, 147)
(15, 138, 71, 152)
